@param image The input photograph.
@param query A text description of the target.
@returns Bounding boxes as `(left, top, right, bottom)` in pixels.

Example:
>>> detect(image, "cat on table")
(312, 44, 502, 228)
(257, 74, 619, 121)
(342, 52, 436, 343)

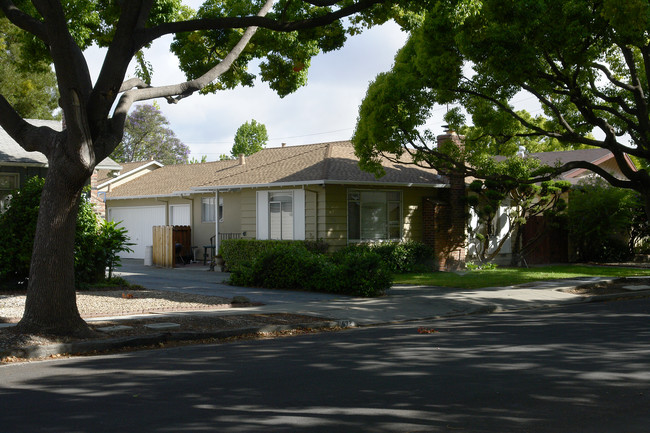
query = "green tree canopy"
(354, 0, 650, 214)
(0, 0, 402, 336)
(0, 17, 58, 119)
(111, 103, 190, 165)
(231, 119, 268, 157)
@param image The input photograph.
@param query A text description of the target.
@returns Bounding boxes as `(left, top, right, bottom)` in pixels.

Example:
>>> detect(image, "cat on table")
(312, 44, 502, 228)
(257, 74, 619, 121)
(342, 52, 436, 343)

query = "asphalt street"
(1, 298, 649, 433)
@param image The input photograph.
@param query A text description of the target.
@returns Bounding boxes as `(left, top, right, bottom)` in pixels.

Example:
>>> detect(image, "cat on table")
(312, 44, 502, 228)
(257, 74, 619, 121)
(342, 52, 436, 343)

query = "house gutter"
(192, 179, 450, 192)
(105, 180, 450, 201)
(0, 162, 47, 167)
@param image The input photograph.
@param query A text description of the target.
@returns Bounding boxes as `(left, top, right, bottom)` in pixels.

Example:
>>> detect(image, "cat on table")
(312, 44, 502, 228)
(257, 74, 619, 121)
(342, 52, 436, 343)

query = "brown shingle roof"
(106, 141, 444, 199)
(495, 148, 635, 182)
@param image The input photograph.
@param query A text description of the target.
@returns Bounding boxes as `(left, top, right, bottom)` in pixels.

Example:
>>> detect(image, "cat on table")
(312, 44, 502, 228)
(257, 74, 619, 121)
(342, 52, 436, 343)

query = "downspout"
(215, 189, 220, 255)
(155, 198, 169, 225)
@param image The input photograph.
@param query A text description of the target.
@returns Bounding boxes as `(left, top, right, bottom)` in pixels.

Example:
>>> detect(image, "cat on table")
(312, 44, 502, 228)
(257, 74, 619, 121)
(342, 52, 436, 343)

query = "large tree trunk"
(15, 156, 93, 337)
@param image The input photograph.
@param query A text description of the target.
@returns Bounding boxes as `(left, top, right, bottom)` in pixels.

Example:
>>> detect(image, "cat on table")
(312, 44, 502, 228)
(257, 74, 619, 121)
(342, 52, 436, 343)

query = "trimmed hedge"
(337, 241, 434, 273)
(227, 242, 392, 297)
(219, 238, 328, 271)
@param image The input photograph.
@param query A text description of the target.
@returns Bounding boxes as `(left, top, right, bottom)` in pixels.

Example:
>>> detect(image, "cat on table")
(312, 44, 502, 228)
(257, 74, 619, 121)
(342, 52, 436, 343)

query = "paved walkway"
(5, 260, 650, 359)
(114, 260, 640, 326)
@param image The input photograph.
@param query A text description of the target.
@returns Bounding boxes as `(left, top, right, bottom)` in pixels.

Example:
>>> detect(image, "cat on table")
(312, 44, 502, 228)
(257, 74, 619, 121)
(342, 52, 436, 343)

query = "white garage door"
(108, 205, 166, 259)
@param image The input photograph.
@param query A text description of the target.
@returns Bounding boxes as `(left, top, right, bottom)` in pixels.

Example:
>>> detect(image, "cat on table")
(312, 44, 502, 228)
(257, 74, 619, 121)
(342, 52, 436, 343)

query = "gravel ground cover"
(0, 288, 332, 361)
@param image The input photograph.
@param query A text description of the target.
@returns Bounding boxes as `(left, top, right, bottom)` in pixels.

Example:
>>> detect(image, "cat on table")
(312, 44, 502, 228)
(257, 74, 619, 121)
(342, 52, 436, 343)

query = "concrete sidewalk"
(114, 259, 647, 326)
(4, 260, 650, 360)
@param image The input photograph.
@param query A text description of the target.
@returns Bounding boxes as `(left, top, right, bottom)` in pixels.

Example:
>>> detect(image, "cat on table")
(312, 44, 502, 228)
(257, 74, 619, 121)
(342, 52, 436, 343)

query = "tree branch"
(137, 0, 386, 49)
(90, 0, 156, 130)
(0, 94, 58, 156)
(0, 0, 49, 43)
(31, 0, 92, 150)
(111, 0, 276, 145)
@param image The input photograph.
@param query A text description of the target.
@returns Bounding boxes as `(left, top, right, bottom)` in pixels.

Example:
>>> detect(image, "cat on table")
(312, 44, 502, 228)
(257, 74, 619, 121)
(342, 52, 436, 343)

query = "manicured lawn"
(393, 265, 650, 289)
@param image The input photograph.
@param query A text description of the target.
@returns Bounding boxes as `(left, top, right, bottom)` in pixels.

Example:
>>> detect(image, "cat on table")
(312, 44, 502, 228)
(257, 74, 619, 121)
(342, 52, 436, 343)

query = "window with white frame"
(269, 192, 293, 240)
(201, 197, 215, 222)
(348, 190, 401, 242)
(0, 173, 19, 214)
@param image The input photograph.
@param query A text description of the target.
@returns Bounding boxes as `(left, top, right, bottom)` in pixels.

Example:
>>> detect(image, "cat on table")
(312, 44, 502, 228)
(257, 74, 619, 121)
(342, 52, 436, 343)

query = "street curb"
(0, 320, 356, 361)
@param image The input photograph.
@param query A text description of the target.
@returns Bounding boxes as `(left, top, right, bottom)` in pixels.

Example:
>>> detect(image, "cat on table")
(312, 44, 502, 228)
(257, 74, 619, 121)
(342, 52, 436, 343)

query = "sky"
(84, 14, 424, 161)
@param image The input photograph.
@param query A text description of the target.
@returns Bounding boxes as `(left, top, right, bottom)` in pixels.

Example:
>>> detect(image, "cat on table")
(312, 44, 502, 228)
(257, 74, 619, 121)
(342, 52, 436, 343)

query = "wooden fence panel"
(152, 226, 173, 268)
(173, 226, 192, 262)
(152, 225, 192, 268)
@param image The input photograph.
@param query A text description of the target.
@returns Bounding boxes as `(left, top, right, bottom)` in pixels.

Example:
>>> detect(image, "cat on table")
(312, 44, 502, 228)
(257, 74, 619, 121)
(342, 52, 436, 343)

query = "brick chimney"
(422, 127, 466, 270)
(238, 154, 246, 165)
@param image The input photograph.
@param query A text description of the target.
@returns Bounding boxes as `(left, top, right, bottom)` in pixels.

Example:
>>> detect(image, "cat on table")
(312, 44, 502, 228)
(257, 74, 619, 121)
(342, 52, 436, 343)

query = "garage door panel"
(108, 206, 166, 259)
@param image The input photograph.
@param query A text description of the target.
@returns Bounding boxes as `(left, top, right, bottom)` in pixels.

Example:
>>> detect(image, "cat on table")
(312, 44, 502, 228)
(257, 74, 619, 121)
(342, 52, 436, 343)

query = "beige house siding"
(304, 186, 326, 241)
(193, 193, 215, 251)
(108, 184, 447, 257)
(218, 191, 242, 235)
(323, 185, 348, 250)
(403, 188, 430, 242)
(239, 189, 257, 239)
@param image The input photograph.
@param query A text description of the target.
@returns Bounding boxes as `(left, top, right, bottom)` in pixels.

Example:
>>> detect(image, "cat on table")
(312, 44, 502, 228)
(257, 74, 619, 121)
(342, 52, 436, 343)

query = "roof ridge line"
(196, 142, 330, 187)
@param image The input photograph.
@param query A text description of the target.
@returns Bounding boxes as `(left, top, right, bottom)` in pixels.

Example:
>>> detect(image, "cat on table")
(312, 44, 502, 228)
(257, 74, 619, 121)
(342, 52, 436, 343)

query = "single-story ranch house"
(105, 139, 467, 270)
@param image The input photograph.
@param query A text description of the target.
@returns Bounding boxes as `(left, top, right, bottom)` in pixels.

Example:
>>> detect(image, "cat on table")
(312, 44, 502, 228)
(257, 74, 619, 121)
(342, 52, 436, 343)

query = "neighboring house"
(106, 140, 467, 270)
(93, 160, 164, 219)
(468, 147, 638, 265)
(0, 119, 122, 213)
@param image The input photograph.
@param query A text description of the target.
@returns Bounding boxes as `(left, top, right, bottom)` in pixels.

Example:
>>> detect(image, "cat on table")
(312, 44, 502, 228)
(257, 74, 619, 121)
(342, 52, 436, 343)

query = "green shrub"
(219, 239, 329, 271)
(0, 176, 133, 289)
(228, 242, 392, 297)
(335, 241, 434, 273)
(74, 198, 105, 285)
(331, 248, 392, 296)
(96, 220, 133, 279)
(568, 178, 642, 262)
(0, 176, 43, 284)
(248, 243, 312, 290)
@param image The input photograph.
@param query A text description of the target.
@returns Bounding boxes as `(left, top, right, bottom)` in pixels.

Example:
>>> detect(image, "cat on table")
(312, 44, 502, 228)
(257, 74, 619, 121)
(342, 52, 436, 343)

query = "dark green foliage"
(97, 221, 133, 280)
(568, 178, 644, 262)
(227, 241, 392, 297)
(330, 248, 392, 297)
(338, 241, 434, 273)
(74, 197, 105, 286)
(219, 238, 329, 271)
(0, 177, 132, 289)
(0, 176, 44, 284)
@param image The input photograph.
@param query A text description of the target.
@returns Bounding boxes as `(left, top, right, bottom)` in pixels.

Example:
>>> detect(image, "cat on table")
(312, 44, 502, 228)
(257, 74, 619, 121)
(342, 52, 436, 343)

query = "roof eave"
(0, 161, 47, 167)
(192, 179, 449, 192)
(97, 161, 163, 189)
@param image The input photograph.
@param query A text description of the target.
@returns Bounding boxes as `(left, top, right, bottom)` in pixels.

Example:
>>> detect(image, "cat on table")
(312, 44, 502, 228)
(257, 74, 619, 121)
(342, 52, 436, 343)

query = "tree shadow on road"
(1, 299, 649, 432)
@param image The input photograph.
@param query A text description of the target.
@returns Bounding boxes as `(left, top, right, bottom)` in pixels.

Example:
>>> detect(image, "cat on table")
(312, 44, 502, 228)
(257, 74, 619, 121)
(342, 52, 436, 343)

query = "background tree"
(467, 175, 569, 265)
(568, 177, 648, 262)
(231, 119, 268, 157)
(189, 155, 208, 164)
(0, 0, 399, 336)
(111, 103, 190, 165)
(354, 0, 650, 217)
(0, 17, 58, 119)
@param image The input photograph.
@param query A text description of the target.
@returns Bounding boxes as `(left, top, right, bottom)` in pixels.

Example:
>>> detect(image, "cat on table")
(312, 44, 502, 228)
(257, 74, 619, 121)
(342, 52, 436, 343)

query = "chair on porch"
(203, 235, 216, 265)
